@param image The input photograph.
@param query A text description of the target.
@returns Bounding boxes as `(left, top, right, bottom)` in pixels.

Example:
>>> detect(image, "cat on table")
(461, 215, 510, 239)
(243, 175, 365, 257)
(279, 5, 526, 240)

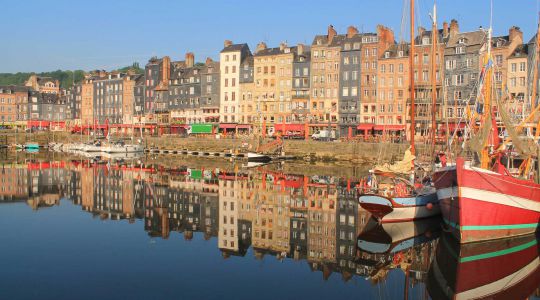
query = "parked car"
(312, 130, 336, 141)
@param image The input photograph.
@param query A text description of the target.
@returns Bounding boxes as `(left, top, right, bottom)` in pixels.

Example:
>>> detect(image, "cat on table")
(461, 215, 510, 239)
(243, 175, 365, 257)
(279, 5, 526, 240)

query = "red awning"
(219, 123, 237, 129)
(236, 124, 251, 129)
(274, 123, 305, 131)
(27, 120, 50, 127)
(374, 125, 406, 131)
(357, 123, 375, 130)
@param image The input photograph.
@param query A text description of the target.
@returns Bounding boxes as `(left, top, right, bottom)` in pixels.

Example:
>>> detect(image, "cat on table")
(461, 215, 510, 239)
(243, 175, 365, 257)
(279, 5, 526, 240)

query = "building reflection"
(0, 160, 439, 286)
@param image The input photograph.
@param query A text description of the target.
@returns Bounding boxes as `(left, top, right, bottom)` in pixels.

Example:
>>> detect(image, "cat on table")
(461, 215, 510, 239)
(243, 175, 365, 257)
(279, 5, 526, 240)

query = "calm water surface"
(0, 154, 538, 300)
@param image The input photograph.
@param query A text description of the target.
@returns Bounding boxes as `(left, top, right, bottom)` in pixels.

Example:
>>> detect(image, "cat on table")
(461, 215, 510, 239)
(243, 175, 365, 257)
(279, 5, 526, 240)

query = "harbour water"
(0, 151, 539, 300)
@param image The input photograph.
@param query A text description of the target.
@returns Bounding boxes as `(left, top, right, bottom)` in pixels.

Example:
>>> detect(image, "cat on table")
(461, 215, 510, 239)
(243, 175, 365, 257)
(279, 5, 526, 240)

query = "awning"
(236, 124, 251, 129)
(374, 125, 405, 131)
(274, 123, 305, 131)
(27, 120, 50, 127)
(219, 123, 237, 129)
(443, 122, 467, 131)
(357, 123, 375, 130)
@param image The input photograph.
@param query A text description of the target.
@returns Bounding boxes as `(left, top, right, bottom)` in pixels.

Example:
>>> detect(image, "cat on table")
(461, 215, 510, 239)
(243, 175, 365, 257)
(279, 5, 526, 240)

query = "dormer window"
(316, 39, 322, 45)
(398, 51, 404, 57)
(496, 40, 503, 47)
(344, 43, 351, 50)
(284, 48, 290, 53)
(422, 37, 430, 45)
(384, 52, 390, 58)
(458, 38, 466, 44)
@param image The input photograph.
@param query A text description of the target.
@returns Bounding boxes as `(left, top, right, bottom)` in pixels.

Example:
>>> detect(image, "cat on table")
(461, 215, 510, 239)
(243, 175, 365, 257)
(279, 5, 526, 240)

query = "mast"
(409, 0, 416, 156)
(480, 1, 494, 169)
(430, 2, 438, 155)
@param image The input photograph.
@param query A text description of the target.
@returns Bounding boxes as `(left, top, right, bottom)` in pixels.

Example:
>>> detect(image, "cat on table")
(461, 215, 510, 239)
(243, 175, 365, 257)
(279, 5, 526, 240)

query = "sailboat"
(358, 0, 440, 223)
(432, 6, 540, 243)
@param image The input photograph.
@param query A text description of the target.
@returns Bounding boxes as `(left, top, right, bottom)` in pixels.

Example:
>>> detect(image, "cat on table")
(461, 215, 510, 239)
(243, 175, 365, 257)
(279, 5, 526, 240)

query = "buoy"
(426, 203, 433, 210)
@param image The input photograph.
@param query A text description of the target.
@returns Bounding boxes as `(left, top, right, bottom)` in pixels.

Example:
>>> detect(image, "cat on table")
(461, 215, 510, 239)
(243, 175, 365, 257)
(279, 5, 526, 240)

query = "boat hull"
(428, 233, 540, 300)
(359, 193, 440, 223)
(247, 153, 272, 163)
(433, 158, 540, 243)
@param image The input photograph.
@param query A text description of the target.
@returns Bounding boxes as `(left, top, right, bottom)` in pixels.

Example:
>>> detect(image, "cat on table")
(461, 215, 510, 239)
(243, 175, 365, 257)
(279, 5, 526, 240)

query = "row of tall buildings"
(0, 161, 435, 283)
(2, 21, 539, 136)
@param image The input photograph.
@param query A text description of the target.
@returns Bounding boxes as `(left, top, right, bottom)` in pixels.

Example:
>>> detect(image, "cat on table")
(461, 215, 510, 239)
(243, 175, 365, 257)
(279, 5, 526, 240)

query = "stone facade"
(220, 41, 252, 124)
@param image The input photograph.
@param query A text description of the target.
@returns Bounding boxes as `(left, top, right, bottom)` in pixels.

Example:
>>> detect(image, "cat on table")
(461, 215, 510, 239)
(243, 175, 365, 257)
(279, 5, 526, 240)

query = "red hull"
(428, 233, 540, 300)
(433, 158, 540, 243)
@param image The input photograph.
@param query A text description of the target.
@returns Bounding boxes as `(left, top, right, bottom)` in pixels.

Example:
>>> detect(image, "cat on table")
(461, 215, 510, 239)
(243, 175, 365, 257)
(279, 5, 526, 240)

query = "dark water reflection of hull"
(428, 232, 540, 300)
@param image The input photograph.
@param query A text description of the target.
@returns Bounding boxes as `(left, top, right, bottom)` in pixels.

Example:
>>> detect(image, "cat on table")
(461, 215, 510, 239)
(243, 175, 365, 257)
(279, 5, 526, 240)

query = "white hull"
(382, 204, 441, 222)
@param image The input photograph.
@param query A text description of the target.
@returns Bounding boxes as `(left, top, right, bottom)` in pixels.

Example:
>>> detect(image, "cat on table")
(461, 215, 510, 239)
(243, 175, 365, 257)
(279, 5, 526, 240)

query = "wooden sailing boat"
(432, 6, 540, 243)
(358, 0, 440, 223)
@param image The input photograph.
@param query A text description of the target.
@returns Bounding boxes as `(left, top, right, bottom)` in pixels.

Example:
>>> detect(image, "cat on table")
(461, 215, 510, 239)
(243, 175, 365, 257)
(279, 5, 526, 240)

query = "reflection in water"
(1, 159, 539, 299)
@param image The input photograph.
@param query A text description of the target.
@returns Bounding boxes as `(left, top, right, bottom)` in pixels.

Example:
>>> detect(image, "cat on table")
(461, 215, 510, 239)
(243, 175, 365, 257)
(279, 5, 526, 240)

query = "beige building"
(507, 44, 528, 105)
(492, 26, 523, 98)
(25, 75, 60, 94)
(220, 41, 252, 124)
(310, 25, 341, 123)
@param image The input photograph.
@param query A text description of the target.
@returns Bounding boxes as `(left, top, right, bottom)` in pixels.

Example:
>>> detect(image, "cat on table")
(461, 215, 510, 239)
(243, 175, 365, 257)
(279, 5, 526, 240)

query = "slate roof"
(508, 43, 529, 59)
(221, 43, 249, 53)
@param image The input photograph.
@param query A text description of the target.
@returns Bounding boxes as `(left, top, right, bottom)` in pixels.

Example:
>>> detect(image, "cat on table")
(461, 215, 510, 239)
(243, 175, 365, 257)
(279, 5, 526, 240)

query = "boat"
(432, 12, 540, 243)
(24, 143, 39, 150)
(247, 152, 272, 163)
(358, 0, 439, 223)
(102, 141, 144, 153)
(427, 232, 540, 300)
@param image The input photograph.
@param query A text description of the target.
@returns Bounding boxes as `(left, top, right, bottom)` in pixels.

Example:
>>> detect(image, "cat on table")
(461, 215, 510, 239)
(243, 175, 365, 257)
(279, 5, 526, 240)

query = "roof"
(508, 43, 529, 59)
(221, 43, 249, 53)
(380, 43, 410, 59)
(414, 28, 447, 45)
(254, 45, 298, 57)
(445, 30, 487, 54)
(0, 85, 30, 93)
(491, 35, 511, 48)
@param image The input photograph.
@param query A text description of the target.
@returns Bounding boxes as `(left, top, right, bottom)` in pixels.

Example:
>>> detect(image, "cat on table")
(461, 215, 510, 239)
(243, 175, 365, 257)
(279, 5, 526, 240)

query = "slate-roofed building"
(292, 44, 311, 122)
(491, 26, 523, 98)
(24, 75, 61, 94)
(133, 74, 146, 122)
(443, 20, 488, 125)
(64, 83, 82, 122)
(527, 34, 539, 111)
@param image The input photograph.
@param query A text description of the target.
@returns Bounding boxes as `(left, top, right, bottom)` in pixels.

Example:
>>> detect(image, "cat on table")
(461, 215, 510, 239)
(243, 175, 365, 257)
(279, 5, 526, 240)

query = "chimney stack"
(185, 52, 195, 68)
(205, 57, 214, 65)
(509, 26, 523, 42)
(327, 25, 337, 43)
(346, 26, 359, 38)
(162, 56, 171, 85)
(224, 40, 233, 48)
(450, 19, 459, 37)
(297, 43, 304, 55)
(279, 42, 287, 51)
(256, 42, 267, 54)
(443, 21, 449, 37)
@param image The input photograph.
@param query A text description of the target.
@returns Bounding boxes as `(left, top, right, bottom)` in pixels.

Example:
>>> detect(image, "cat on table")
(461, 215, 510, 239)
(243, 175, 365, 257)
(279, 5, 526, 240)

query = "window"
(342, 87, 349, 97)
(510, 77, 517, 87)
(456, 47, 464, 54)
(351, 87, 357, 96)
(520, 62, 526, 72)
(423, 54, 429, 64)
(446, 60, 456, 70)
(495, 55, 503, 65)
(381, 65, 386, 73)
(454, 91, 462, 100)
(520, 77, 526, 86)
(398, 63, 404, 73)
(343, 57, 350, 65)
(511, 63, 517, 72)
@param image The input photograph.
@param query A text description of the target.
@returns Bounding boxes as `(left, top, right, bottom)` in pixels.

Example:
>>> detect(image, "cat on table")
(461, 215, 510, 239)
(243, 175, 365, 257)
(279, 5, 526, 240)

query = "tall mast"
(531, 17, 540, 113)
(409, 0, 416, 156)
(480, 1, 494, 169)
(430, 2, 438, 154)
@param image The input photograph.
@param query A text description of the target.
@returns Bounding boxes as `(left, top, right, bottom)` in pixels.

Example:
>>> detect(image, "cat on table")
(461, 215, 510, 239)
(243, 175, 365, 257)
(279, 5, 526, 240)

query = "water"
(0, 154, 538, 300)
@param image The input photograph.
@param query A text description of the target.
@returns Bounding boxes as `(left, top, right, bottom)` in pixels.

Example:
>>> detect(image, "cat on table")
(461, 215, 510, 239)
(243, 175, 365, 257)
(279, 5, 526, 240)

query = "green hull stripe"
(460, 240, 538, 263)
(443, 218, 538, 231)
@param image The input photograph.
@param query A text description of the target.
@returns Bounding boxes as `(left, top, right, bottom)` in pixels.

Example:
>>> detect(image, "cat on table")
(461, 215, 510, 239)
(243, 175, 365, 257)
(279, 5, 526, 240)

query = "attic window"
(496, 40, 503, 47)
(384, 52, 390, 58)
(317, 39, 322, 45)
(458, 38, 466, 44)
(284, 48, 290, 53)
(344, 43, 351, 50)
(398, 51, 404, 57)
(422, 37, 430, 45)
(353, 43, 360, 50)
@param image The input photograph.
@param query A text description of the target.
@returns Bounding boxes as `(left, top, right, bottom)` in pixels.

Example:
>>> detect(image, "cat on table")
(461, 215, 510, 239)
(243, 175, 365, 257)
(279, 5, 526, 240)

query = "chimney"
(224, 40, 233, 48)
(377, 25, 395, 48)
(162, 56, 171, 85)
(450, 19, 459, 37)
(256, 42, 267, 54)
(509, 26, 523, 42)
(279, 42, 287, 51)
(327, 25, 337, 43)
(297, 43, 304, 55)
(185, 52, 195, 68)
(205, 57, 213, 65)
(346, 26, 359, 38)
(418, 26, 426, 38)
(443, 21, 449, 37)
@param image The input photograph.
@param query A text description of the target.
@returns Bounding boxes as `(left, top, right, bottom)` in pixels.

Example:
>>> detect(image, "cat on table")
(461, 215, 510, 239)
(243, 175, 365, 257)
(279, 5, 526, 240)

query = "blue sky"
(1, 0, 537, 73)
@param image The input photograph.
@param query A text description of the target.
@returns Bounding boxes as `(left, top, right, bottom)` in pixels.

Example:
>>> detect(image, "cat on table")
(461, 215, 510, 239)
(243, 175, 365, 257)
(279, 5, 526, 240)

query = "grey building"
(527, 34, 538, 111)
(338, 27, 363, 134)
(292, 44, 311, 122)
(200, 58, 221, 123)
(64, 83, 81, 121)
(144, 56, 170, 115)
(443, 20, 487, 123)
(133, 75, 146, 120)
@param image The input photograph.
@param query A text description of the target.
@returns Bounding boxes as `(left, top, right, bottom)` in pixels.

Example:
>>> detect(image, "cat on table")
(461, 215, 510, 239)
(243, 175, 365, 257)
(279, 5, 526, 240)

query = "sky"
(1, 0, 538, 73)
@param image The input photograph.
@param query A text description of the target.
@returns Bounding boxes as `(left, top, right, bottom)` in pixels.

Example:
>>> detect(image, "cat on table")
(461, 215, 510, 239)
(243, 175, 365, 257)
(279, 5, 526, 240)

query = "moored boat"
(247, 152, 272, 163)
(433, 157, 540, 243)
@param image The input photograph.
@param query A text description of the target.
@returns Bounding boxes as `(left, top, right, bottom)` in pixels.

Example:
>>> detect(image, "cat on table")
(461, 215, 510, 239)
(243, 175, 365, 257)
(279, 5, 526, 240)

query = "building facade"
(220, 41, 252, 124)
